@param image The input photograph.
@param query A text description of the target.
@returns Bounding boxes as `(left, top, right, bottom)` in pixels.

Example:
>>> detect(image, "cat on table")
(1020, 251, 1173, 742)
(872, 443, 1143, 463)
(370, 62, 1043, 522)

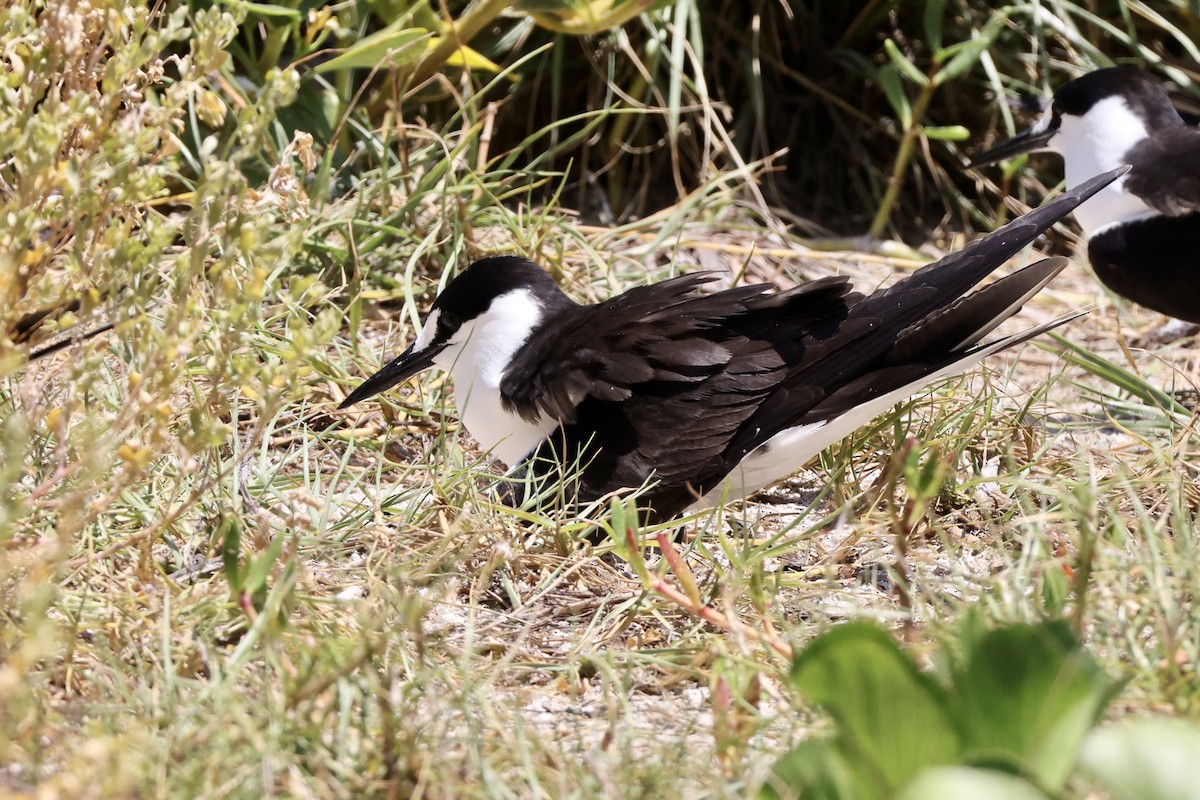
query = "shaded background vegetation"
(204, 0, 1200, 231)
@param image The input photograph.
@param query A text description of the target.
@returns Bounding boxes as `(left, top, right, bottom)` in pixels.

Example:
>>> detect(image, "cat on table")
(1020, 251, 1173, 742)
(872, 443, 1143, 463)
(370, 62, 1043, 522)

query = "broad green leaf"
(898, 767, 1047, 800)
(953, 621, 1119, 792)
(518, 0, 668, 34)
(515, 0, 596, 11)
(1079, 720, 1200, 800)
(276, 84, 339, 141)
(369, 0, 444, 30)
(935, 38, 989, 85)
(884, 39, 929, 86)
(315, 28, 430, 74)
(921, 125, 970, 141)
(790, 624, 962, 791)
(877, 65, 913, 130)
(934, 39, 978, 61)
(761, 740, 873, 800)
(602, 498, 637, 566)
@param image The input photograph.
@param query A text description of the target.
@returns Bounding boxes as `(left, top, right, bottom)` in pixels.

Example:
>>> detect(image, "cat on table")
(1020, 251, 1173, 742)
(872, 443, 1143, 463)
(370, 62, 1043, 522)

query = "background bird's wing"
(1125, 128, 1200, 215)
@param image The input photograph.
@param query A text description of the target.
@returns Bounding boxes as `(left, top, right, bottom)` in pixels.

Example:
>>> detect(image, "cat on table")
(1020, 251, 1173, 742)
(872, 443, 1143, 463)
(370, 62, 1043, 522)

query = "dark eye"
(438, 311, 460, 335)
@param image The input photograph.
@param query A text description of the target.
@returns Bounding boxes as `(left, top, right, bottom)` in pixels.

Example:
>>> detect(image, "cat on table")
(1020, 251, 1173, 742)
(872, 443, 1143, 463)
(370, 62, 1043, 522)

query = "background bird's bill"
(969, 120, 1056, 167)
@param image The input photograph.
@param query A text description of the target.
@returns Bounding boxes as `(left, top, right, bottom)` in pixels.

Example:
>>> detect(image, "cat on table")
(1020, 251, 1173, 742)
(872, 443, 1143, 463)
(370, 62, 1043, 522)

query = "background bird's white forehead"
(412, 308, 440, 351)
(1030, 107, 1054, 134)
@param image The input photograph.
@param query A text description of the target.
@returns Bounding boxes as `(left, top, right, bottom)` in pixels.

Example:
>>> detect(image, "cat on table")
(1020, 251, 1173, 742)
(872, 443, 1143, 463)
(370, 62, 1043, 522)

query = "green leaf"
(276, 84, 339, 141)
(213, 0, 302, 19)
(936, 12, 1008, 84)
(435, 37, 504, 73)
(1079, 720, 1200, 800)
(761, 741, 871, 800)
(921, 125, 970, 141)
(1040, 564, 1069, 616)
(923, 0, 947, 53)
(790, 624, 962, 791)
(315, 27, 431, 74)
(898, 767, 1047, 800)
(219, 515, 243, 591)
(604, 498, 632, 556)
(515, 0, 595, 11)
(517, 0, 666, 33)
(953, 621, 1120, 792)
(884, 39, 929, 87)
(877, 65, 913, 130)
(242, 531, 286, 597)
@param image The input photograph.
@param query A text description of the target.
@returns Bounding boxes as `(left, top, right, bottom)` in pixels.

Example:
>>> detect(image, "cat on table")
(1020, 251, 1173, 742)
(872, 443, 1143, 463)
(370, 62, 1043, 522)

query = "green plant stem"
(868, 73, 938, 240)
(411, 0, 511, 85)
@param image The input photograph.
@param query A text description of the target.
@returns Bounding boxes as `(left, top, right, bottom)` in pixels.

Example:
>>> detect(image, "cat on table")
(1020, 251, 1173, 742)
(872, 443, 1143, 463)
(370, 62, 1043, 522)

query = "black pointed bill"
(969, 124, 1057, 168)
(339, 340, 448, 409)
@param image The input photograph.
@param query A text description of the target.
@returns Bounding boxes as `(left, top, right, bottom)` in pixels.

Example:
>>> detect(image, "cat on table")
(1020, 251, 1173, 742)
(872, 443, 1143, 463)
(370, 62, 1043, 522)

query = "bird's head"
(340, 256, 570, 409)
(970, 67, 1179, 171)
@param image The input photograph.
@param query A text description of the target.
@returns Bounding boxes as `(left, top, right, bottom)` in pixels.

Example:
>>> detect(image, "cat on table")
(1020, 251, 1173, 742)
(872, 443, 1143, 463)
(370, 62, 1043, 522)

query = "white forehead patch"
(412, 308, 440, 351)
(1029, 107, 1053, 135)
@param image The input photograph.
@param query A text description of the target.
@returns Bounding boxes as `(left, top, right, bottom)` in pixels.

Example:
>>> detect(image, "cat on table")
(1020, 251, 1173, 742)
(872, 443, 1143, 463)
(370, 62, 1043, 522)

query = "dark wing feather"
(885, 257, 1068, 363)
(500, 276, 859, 512)
(721, 168, 1126, 463)
(499, 273, 722, 423)
(499, 274, 855, 424)
(1086, 214, 1200, 322)
(1125, 127, 1200, 215)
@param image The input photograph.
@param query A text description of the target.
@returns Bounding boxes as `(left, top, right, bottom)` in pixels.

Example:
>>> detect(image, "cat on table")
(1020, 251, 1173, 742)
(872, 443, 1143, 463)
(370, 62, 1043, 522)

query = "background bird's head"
(973, 68, 1181, 172)
(972, 67, 1181, 234)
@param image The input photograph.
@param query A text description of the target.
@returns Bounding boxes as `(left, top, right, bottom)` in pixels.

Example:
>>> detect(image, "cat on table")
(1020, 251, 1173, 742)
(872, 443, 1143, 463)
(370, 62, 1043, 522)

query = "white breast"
(431, 290, 557, 466)
(1053, 97, 1155, 236)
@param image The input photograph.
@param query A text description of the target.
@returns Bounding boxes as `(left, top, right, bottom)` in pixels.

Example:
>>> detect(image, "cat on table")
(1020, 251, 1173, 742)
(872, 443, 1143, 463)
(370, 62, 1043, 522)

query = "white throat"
(427, 290, 557, 466)
(1049, 97, 1155, 235)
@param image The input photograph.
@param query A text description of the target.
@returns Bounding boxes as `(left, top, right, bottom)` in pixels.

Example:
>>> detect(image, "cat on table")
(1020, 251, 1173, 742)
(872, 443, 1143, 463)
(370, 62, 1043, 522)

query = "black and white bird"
(971, 66, 1200, 323)
(341, 169, 1123, 524)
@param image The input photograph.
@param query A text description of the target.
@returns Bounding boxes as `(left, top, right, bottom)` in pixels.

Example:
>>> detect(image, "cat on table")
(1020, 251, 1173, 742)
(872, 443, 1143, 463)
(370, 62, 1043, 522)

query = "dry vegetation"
(1, 0, 1199, 797)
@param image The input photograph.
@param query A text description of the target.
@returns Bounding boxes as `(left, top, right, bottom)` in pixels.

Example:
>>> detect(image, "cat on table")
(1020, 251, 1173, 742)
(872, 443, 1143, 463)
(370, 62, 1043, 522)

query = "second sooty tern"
(341, 169, 1124, 524)
(971, 66, 1200, 323)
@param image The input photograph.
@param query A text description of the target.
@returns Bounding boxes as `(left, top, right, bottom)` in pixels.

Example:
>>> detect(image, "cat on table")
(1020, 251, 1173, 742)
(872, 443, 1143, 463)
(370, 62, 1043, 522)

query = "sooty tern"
(341, 168, 1123, 524)
(971, 66, 1200, 323)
